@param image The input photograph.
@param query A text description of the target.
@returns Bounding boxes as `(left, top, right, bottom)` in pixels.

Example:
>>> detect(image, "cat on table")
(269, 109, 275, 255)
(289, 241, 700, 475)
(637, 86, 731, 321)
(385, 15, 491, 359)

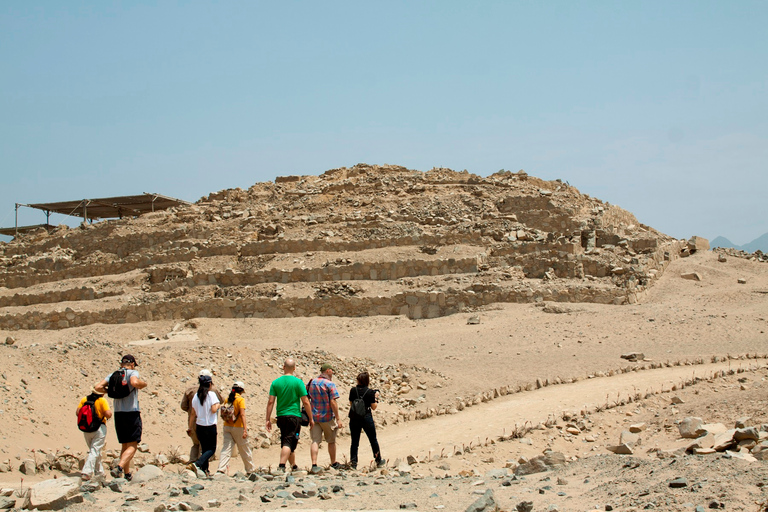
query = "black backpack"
(350, 387, 368, 418)
(107, 369, 131, 399)
(77, 396, 102, 433)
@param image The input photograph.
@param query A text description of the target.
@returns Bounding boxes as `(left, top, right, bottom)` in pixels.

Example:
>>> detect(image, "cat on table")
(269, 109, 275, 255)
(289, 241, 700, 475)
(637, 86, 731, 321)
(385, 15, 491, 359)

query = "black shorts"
(276, 415, 301, 452)
(114, 411, 142, 444)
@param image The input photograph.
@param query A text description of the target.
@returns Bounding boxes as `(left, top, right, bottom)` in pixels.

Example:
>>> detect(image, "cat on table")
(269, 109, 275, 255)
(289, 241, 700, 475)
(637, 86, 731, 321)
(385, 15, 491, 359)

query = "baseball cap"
(198, 375, 212, 385)
(233, 381, 245, 389)
(321, 363, 334, 372)
(121, 354, 138, 366)
(199, 369, 213, 378)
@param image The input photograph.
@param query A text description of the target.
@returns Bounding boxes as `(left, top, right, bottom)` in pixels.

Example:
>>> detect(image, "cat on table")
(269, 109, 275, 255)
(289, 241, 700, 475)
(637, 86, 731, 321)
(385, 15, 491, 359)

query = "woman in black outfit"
(348, 371, 385, 469)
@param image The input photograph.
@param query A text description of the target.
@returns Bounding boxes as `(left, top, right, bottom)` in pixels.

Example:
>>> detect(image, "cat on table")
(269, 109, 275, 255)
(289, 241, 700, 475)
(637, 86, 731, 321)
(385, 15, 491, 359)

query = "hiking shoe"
(330, 462, 343, 470)
(376, 458, 387, 468)
(291, 465, 299, 471)
(110, 465, 124, 479)
(310, 465, 322, 474)
(124, 472, 133, 482)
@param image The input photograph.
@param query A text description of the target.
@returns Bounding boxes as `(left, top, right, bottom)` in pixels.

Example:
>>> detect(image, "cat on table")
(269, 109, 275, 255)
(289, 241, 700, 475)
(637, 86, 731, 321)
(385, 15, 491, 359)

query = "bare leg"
(328, 441, 337, 464)
(310, 442, 319, 465)
(279, 446, 291, 465)
(119, 442, 138, 474)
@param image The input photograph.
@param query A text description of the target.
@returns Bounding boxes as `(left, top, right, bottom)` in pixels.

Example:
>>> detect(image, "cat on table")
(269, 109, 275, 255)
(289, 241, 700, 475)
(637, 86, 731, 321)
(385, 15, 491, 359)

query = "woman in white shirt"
(187, 374, 220, 476)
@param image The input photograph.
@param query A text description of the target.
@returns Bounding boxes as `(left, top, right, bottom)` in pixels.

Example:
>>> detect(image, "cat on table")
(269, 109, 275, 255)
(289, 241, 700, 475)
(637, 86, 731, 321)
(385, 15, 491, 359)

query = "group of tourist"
(75, 354, 385, 481)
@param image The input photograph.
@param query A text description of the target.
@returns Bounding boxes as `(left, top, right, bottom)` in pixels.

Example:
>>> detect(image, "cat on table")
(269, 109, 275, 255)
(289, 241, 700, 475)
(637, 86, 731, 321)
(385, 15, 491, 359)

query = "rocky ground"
(0, 166, 767, 511)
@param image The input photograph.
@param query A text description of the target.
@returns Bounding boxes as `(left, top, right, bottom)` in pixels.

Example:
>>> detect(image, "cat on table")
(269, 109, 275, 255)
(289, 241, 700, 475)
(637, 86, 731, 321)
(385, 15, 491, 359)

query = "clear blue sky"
(2, 2, 766, 244)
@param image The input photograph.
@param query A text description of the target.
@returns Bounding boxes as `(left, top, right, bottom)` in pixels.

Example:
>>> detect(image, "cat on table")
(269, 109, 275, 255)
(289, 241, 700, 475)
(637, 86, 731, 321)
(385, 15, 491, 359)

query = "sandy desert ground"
(0, 250, 766, 511)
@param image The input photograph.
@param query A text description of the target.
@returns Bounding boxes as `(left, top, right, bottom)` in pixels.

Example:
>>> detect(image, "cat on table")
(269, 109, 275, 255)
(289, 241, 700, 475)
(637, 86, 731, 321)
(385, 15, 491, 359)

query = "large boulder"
(465, 489, 498, 512)
(133, 464, 164, 483)
(22, 477, 82, 510)
(687, 236, 710, 253)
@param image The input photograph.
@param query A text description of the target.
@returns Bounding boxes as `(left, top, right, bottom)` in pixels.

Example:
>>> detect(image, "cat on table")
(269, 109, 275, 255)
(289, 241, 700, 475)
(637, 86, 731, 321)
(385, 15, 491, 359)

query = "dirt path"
(249, 361, 760, 467)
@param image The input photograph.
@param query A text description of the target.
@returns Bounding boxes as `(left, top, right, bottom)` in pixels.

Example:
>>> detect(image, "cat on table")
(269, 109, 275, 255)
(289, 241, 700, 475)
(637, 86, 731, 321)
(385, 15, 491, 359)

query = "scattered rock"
(4, 337, 14, 346)
(668, 477, 688, 488)
(620, 352, 644, 362)
(22, 477, 82, 510)
(134, 464, 163, 482)
(737, 278, 747, 284)
(679, 417, 706, 438)
(606, 444, 634, 455)
(681, 272, 701, 281)
(467, 316, 481, 325)
(0, 497, 15, 510)
(465, 489, 497, 512)
(19, 459, 36, 475)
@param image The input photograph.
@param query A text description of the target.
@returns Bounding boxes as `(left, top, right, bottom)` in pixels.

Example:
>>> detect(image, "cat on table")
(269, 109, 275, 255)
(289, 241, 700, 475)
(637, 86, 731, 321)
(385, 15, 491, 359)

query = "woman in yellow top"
(216, 381, 255, 474)
(76, 388, 113, 480)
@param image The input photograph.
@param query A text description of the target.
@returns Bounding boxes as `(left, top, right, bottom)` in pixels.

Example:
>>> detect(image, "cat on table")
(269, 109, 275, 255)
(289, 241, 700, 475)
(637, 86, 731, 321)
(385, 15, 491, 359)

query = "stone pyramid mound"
(0, 164, 685, 331)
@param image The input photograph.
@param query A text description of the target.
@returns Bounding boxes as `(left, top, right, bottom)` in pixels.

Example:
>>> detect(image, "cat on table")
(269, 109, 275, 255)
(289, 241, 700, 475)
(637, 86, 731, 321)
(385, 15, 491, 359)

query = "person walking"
(348, 371, 385, 469)
(307, 363, 344, 472)
(180, 369, 222, 463)
(95, 354, 147, 481)
(216, 381, 255, 475)
(187, 374, 220, 477)
(76, 387, 112, 481)
(265, 358, 313, 472)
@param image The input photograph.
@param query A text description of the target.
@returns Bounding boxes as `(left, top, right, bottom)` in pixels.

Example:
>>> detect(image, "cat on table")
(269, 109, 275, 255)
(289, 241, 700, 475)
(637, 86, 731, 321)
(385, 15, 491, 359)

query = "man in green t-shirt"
(266, 358, 314, 470)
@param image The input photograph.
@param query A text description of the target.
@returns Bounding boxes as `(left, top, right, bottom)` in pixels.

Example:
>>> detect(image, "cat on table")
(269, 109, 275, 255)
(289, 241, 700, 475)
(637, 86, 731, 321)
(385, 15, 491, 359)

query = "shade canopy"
(25, 193, 189, 220)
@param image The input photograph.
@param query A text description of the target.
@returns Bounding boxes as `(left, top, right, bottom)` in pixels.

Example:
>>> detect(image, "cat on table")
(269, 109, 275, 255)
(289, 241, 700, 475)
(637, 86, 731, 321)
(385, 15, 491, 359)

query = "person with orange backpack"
(76, 387, 112, 481)
(215, 381, 255, 474)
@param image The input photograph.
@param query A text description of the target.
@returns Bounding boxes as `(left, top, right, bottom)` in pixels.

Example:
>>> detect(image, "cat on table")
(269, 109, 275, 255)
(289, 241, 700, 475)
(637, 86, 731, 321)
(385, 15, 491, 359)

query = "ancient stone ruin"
(0, 164, 687, 330)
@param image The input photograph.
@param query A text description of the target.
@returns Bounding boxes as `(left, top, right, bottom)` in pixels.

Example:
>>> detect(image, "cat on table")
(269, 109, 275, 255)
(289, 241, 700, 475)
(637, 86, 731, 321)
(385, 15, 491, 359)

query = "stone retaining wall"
(0, 234, 487, 289)
(149, 256, 480, 292)
(0, 283, 628, 331)
(0, 287, 120, 308)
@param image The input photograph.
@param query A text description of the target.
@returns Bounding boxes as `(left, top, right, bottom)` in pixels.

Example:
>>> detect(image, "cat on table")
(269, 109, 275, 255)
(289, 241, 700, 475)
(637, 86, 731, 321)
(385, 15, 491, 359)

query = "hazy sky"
(2, 2, 766, 244)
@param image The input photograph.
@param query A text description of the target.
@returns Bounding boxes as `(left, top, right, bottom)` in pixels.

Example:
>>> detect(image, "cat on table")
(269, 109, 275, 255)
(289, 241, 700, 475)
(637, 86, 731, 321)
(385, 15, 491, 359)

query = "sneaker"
(376, 458, 387, 468)
(330, 462, 343, 470)
(124, 472, 133, 482)
(291, 465, 298, 471)
(310, 465, 322, 474)
(110, 465, 124, 479)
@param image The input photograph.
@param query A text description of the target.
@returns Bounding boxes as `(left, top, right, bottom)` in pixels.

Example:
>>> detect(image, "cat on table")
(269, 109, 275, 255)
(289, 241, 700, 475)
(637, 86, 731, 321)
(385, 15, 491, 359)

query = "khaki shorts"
(310, 419, 338, 445)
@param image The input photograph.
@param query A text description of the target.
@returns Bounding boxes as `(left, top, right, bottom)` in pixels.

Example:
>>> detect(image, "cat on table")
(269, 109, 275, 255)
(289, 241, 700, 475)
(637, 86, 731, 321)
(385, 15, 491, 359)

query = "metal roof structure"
(2, 193, 190, 239)
(25, 193, 190, 220)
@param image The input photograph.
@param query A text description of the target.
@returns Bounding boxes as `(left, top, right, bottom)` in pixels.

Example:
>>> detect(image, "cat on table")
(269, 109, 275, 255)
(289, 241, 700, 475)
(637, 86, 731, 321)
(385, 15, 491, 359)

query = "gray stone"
(109, 479, 126, 492)
(679, 417, 706, 439)
(735, 416, 753, 428)
(681, 272, 701, 281)
(734, 427, 759, 442)
(0, 497, 15, 510)
(485, 468, 508, 479)
(516, 501, 534, 512)
(23, 477, 82, 510)
(515, 457, 548, 475)
(465, 489, 497, 512)
(134, 464, 164, 482)
(620, 352, 644, 362)
(669, 478, 688, 488)
(207, 499, 221, 507)
(467, 316, 481, 325)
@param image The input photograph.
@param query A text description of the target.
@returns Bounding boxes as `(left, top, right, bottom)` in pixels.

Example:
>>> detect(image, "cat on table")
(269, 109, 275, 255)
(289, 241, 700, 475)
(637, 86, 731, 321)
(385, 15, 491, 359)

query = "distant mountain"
(711, 232, 768, 252)
(743, 232, 768, 253)
(710, 236, 737, 249)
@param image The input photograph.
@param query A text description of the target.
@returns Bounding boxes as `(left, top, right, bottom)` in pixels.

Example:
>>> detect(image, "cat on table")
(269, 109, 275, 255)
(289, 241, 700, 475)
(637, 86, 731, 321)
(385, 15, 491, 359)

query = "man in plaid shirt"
(308, 363, 344, 472)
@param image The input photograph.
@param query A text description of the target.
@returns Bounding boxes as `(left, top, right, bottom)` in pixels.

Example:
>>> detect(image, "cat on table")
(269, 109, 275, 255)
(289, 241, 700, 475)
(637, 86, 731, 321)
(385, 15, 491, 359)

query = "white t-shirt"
(191, 390, 220, 426)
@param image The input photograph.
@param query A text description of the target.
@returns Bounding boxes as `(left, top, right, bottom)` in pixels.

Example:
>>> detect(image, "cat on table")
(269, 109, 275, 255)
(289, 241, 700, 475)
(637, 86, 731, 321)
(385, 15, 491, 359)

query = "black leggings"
(349, 414, 381, 466)
(195, 424, 217, 472)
